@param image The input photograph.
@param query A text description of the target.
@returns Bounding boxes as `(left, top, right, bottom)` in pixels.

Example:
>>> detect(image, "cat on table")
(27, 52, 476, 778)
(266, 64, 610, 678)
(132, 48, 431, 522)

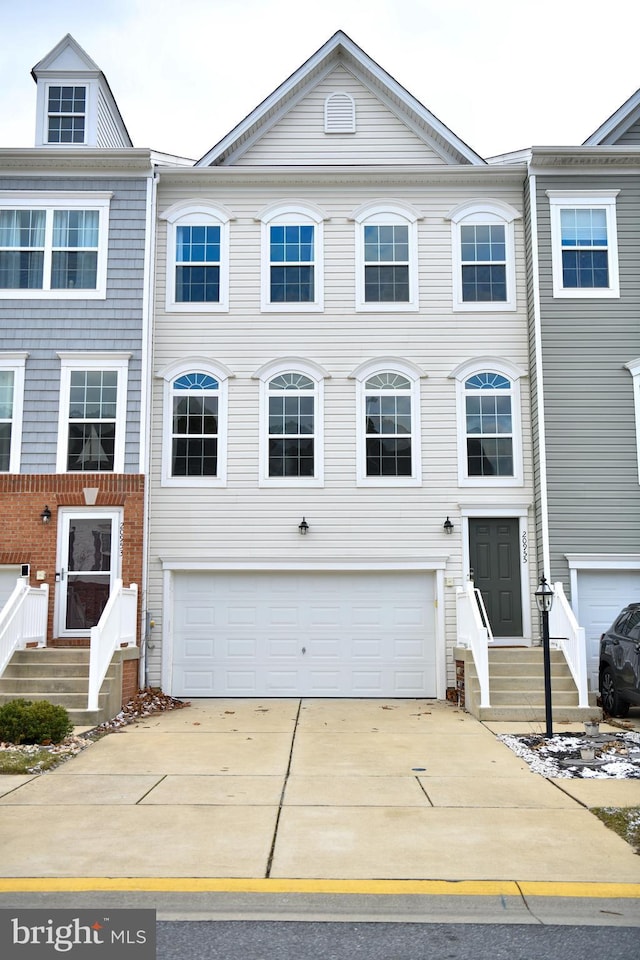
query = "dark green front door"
(469, 518, 522, 638)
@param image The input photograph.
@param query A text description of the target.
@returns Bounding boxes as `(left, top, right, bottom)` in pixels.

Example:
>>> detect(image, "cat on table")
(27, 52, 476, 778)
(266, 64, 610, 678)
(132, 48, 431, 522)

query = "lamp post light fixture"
(535, 575, 555, 739)
(443, 517, 454, 535)
(40, 505, 52, 525)
(298, 517, 309, 536)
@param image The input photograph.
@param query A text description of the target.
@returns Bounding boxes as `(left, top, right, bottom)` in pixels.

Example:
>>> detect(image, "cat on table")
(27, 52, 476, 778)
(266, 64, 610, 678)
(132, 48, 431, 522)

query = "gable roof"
(583, 85, 640, 145)
(31, 34, 132, 148)
(196, 30, 484, 167)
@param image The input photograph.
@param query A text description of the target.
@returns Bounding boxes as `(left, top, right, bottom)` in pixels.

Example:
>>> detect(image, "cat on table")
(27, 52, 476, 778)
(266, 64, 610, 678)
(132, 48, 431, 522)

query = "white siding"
(233, 66, 447, 166)
(148, 173, 534, 692)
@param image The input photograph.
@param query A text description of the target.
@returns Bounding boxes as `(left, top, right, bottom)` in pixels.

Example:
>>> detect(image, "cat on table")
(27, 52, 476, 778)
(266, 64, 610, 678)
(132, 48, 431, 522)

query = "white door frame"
(55, 507, 122, 637)
(460, 504, 533, 644)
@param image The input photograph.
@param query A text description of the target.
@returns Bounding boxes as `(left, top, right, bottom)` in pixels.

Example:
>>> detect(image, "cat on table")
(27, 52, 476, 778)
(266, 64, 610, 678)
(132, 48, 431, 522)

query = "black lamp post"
(535, 576, 555, 739)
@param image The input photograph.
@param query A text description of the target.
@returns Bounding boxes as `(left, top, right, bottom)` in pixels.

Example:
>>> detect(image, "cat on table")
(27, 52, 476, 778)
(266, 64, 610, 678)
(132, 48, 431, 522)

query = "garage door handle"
(301, 646, 306, 655)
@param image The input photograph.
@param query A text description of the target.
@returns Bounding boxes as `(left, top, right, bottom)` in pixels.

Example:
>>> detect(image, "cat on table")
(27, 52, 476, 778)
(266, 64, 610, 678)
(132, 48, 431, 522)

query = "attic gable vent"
(324, 92, 356, 133)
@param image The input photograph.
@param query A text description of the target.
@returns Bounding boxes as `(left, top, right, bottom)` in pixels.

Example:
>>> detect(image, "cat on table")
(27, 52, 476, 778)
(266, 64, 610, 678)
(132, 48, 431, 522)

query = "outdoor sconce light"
(443, 517, 454, 535)
(534, 575, 555, 739)
(40, 505, 52, 525)
(298, 517, 309, 535)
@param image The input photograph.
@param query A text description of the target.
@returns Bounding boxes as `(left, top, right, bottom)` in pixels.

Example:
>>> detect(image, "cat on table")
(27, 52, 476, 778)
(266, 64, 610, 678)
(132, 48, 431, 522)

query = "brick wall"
(0, 473, 145, 647)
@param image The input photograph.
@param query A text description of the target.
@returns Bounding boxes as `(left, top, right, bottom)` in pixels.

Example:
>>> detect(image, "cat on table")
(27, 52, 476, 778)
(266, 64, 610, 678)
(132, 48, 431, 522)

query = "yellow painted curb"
(0, 878, 638, 898)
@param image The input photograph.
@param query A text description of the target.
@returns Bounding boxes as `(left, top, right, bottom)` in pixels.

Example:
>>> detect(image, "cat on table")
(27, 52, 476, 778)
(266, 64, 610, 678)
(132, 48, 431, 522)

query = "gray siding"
(0, 177, 148, 472)
(615, 119, 640, 145)
(535, 174, 640, 585)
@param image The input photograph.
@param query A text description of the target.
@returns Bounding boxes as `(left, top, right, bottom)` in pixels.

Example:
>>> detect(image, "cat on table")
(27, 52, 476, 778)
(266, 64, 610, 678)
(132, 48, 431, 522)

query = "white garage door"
(171, 570, 436, 698)
(576, 570, 640, 691)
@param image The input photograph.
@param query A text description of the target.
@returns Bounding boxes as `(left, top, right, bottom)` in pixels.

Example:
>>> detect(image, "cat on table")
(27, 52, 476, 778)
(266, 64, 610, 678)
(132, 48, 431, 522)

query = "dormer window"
(47, 85, 86, 144)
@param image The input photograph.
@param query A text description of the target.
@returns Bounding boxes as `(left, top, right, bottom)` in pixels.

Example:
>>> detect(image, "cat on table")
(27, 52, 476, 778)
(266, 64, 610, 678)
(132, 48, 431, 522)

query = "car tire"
(600, 667, 630, 718)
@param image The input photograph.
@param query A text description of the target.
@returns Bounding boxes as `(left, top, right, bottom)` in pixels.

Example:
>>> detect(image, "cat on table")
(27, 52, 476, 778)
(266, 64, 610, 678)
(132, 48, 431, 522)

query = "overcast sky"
(1, 0, 638, 160)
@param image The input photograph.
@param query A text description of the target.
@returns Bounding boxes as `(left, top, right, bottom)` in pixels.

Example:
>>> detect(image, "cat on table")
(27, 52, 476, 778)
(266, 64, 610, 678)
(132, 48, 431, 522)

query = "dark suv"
(599, 603, 640, 717)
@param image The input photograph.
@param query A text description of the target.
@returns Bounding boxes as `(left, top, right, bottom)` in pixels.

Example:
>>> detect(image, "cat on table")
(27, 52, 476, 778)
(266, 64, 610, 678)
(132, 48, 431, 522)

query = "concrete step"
(477, 705, 601, 722)
(0, 647, 129, 728)
(488, 689, 580, 707)
(486, 661, 573, 678)
(0, 676, 96, 695)
(10, 649, 90, 663)
(489, 675, 577, 693)
(487, 647, 566, 663)
(0, 690, 108, 710)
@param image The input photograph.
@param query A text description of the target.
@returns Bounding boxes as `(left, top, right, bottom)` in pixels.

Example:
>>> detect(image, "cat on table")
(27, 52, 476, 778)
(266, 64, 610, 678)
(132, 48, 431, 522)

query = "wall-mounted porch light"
(298, 517, 309, 535)
(40, 505, 52, 525)
(443, 517, 454, 535)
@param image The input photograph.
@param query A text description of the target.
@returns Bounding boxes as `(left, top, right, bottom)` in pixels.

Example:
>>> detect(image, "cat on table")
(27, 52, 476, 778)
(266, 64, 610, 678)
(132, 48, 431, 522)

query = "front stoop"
(454, 646, 602, 723)
(0, 646, 139, 727)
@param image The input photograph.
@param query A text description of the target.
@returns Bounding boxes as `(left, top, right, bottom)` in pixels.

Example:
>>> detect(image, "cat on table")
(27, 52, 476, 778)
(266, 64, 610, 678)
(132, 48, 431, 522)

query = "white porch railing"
(0, 580, 48, 678)
(549, 581, 589, 708)
(88, 580, 138, 711)
(455, 582, 491, 708)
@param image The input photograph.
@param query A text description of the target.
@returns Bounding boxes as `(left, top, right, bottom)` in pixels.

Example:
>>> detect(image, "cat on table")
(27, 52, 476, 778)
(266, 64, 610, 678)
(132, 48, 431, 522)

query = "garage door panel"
(171, 571, 436, 698)
(227, 638, 256, 657)
(577, 570, 640, 691)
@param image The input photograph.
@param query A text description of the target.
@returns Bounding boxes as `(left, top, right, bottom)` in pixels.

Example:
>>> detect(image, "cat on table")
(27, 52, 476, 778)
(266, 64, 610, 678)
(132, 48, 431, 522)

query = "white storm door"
(56, 509, 121, 637)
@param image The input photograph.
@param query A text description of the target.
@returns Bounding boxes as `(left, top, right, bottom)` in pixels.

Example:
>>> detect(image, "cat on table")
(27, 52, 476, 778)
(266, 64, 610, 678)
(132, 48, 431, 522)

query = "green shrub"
(0, 699, 73, 745)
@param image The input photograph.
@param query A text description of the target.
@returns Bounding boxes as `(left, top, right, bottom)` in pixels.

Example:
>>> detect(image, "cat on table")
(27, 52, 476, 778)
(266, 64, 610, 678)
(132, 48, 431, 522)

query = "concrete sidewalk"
(0, 699, 639, 890)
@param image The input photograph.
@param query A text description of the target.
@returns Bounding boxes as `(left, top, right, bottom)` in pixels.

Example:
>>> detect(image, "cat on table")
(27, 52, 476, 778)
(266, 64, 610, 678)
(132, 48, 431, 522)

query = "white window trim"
(56, 352, 130, 474)
(624, 358, 640, 482)
(0, 351, 27, 473)
(157, 357, 232, 487)
(36, 80, 97, 147)
(258, 201, 326, 312)
(352, 201, 420, 313)
(447, 199, 520, 312)
(351, 357, 425, 487)
(450, 358, 525, 488)
(0, 191, 111, 299)
(160, 200, 233, 313)
(546, 190, 620, 299)
(254, 357, 328, 487)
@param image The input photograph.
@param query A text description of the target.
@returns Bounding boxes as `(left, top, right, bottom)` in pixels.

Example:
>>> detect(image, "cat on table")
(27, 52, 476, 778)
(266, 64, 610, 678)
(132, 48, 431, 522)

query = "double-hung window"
(260, 203, 325, 311)
(0, 193, 110, 299)
(353, 360, 423, 485)
(452, 360, 524, 486)
(547, 191, 620, 298)
(47, 85, 86, 144)
(161, 201, 232, 311)
(57, 354, 129, 473)
(159, 359, 229, 486)
(354, 202, 419, 311)
(448, 200, 520, 311)
(257, 359, 326, 485)
(0, 353, 26, 473)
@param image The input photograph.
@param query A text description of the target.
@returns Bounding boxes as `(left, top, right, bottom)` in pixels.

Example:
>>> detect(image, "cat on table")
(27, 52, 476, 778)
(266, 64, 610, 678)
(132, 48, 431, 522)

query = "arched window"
(451, 359, 524, 486)
(255, 359, 327, 485)
(447, 200, 520, 311)
(464, 372, 513, 477)
(158, 359, 231, 485)
(170, 372, 220, 478)
(267, 373, 315, 478)
(160, 201, 233, 311)
(352, 359, 424, 485)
